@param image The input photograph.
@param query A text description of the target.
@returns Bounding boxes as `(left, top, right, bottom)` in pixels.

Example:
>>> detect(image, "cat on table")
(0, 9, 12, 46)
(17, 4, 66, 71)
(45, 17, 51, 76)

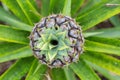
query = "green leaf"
(83, 32, 103, 37)
(1, 0, 39, 25)
(52, 0, 65, 14)
(78, 0, 101, 15)
(86, 36, 120, 47)
(0, 57, 34, 80)
(29, 0, 40, 13)
(71, 0, 84, 16)
(70, 59, 100, 80)
(49, 0, 57, 13)
(58, 40, 69, 50)
(62, 0, 71, 16)
(85, 40, 120, 56)
(81, 51, 120, 75)
(15, 0, 40, 23)
(41, 0, 50, 16)
(77, 0, 120, 31)
(48, 49, 58, 61)
(26, 59, 47, 80)
(1, 0, 29, 24)
(0, 7, 32, 31)
(0, 25, 29, 44)
(51, 68, 76, 80)
(88, 28, 120, 38)
(0, 46, 32, 63)
(0, 42, 25, 56)
(110, 15, 120, 27)
(86, 61, 120, 80)
(58, 50, 68, 56)
(63, 67, 76, 80)
(41, 42, 49, 50)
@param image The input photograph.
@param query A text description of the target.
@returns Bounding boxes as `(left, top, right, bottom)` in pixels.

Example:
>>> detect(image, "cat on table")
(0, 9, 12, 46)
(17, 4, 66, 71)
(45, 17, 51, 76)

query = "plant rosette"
(30, 14, 84, 68)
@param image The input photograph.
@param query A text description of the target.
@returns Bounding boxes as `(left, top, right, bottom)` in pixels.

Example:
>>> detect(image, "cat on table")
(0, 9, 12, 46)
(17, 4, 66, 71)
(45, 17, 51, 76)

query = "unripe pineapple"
(30, 14, 84, 68)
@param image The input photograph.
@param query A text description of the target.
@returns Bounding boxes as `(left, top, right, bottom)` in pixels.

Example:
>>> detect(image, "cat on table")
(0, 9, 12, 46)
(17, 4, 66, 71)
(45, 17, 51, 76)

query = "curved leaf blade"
(41, 0, 50, 16)
(86, 37, 120, 47)
(0, 25, 29, 44)
(0, 42, 25, 57)
(0, 46, 32, 63)
(1, 0, 40, 25)
(81, 51, 120, 75)
(77, 0, 120, 31)
(62, 0, 71, 16)
(26, 59, 47, 80)
(0, 57, 34, 80)
(87, 28, 120, 38)
(70, 59, 100, 80)
(85, 40, 120, 56)
(86, 61, 120, 80)
(16, 0, 40, 23)
(51, 67, 76, 80)
(71, 0, 84, 16)
(63, 67, 76, 80)
(110, 15, 120, 27)
(0, 7, 32, 31)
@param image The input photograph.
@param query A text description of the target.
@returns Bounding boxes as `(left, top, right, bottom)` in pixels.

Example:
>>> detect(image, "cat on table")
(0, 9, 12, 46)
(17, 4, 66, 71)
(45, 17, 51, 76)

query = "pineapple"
(30, 14, 84, 68)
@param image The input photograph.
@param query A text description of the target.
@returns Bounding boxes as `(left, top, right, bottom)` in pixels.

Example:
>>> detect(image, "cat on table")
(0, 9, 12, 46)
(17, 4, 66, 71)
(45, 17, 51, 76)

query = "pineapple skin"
(30, 14, 84, 68)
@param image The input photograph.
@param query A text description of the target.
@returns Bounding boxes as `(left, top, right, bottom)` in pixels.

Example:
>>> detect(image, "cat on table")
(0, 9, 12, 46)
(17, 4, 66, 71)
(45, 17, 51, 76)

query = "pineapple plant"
(0, 0, 120, 80)
(30, 14, 84, 68)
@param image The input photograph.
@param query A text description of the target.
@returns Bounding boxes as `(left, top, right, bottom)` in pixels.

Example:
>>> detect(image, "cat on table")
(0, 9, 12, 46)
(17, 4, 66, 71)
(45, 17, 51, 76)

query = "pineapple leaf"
(70, 59, 100, 80)
(48, 49, 58, 61)
(86, 28, 120, 38)
(51, 68, 76, 80)
(77, 0, 120, 31)
(41, 0, 50, 16)
(83, 32, 103, 38)
(57, 40, 69, 50)
(62, 0, 71, 16)
(79, 0, 101, 15)
(36, 41, 44, 49)
(0, 42, 25, 57)
(49, 0, 56, 13)
(0, 57, 34, 80)
(57, 31, 66, 40)
(85, 40, 120, 56)
(40, 42, 49, 50)
(63, 67, 76, 80)
(0, 46, 32, 63)
(86, 37, 120, 47)
(110, 15, 120, 27)
(51, 0, 65, 14)
(48, 34, 58, 41)
(41, 34, 49, 42)
(86, 61, 120, 80)
(0, 25, 29, 44)
(81, 51, 120, 75)
(1, 0, 40, 25)
(0, 7, 32, 31)
(49, 44, 56, 50)
(71, 0, 84, 16)
(26, 59, 47, 80)
(58, 50, 68, 56)
(15, 0, 40, 23)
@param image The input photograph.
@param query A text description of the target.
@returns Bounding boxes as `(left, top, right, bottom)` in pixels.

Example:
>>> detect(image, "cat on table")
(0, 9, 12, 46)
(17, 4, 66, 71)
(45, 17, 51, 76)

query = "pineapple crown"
(35, 27, 71, 62)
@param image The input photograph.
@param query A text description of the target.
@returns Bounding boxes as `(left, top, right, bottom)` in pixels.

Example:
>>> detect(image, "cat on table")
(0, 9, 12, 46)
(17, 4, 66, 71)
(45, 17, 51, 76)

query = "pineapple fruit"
(30, 14, 84, 68)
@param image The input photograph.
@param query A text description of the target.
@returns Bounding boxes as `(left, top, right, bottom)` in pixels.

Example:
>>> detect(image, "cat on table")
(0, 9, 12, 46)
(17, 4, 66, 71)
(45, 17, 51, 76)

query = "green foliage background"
(0, 0, 120, 80)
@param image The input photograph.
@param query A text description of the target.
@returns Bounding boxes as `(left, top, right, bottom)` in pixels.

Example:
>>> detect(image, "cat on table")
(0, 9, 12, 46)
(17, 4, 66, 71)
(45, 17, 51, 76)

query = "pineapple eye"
(50, 39, 58, 46)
